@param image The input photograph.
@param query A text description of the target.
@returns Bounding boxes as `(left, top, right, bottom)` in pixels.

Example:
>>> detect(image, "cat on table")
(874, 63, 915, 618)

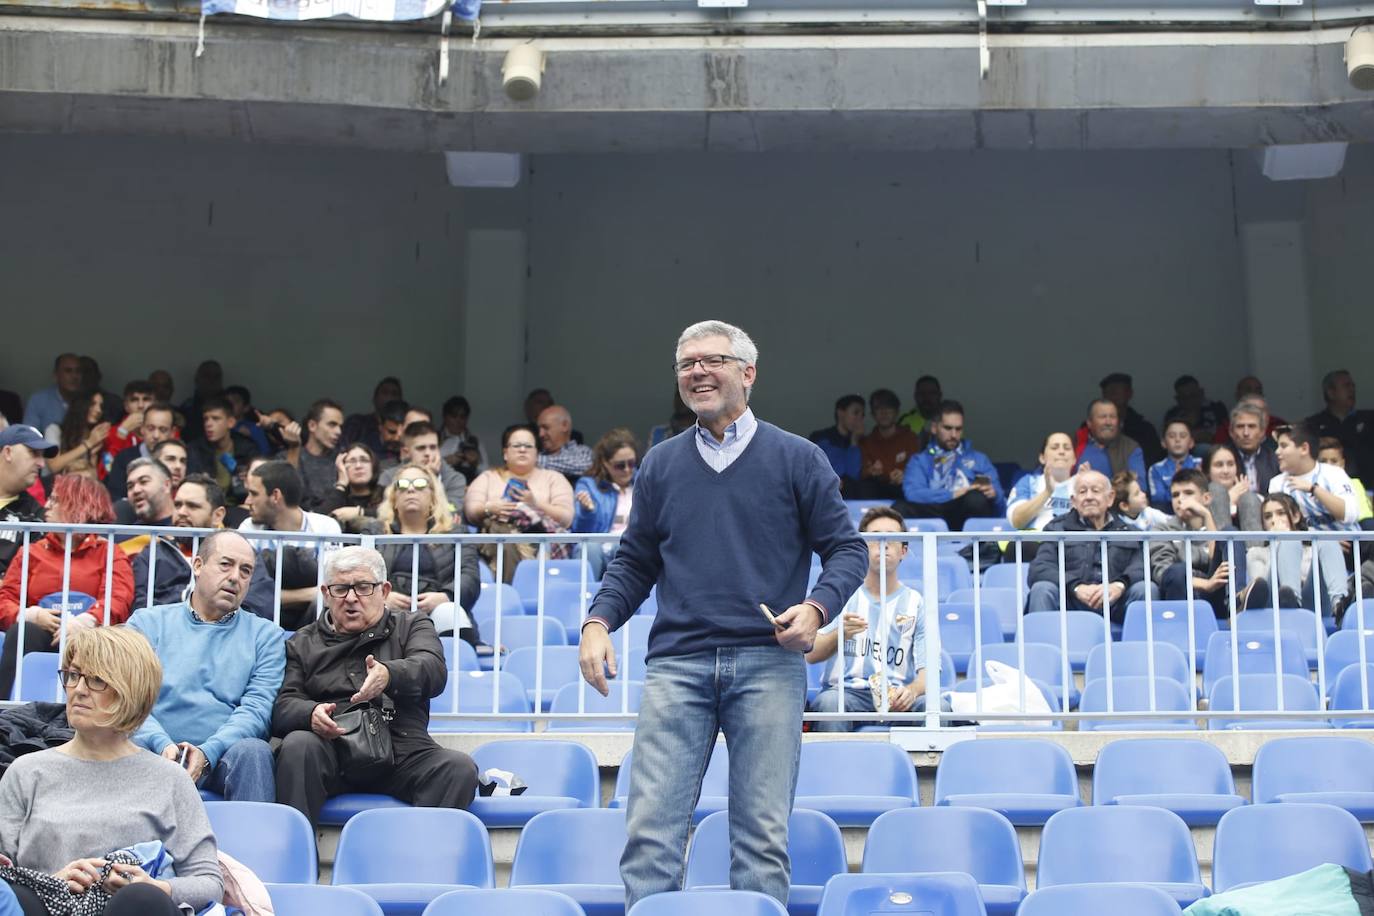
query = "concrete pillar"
(1239, 221, 1317, 415)
(462, 229, 528, 455)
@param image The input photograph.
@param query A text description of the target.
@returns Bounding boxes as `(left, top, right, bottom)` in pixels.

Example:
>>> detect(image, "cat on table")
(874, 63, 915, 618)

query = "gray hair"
(126, 456, 170, 484)
(323, 545, 387, 583)
(1231, 399, 1267, 425)
(676, 320, 759, 367)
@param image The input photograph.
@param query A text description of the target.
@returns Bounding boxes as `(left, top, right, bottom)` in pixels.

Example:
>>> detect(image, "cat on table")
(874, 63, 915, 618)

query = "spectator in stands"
(1099, 373, 1163, 466)
(465, 425, 575, 582)
(897, 375, 942, 445)
(894, 400, 1003, 530)
(313, 443, 386, 532)
(45, 392, 110, 480)
(368, 464, 481, 642)
(1026, 470, 1153, 619)
(178, 360, 224, 443)
(0, 475, 134, 698)
(1318, 438, 1374, 522)
(1149, 468, 1244, 617)
(1215, 381, 1288, 443)
(378, 422, 466, 512)
(860, 389, 921, 501)
(0, 427, 53, 583)
(0, 626, 222, 916)
(439, 395, 487, 482)
(100, 380, 154, 479)
(1245, 492, 1310, 609)
(1271, 422, 1357, 614)
(189, 396, 259, 505)
(577, 319, 865, 912)
(240, 461, 342, 630)
(1007, 432, 1078, 532)
(1112, 470, 1171, 532)
(648, 389, 697, 447)
(1172, 375, 1228, 445)
(129, 530, 284, 803)
(1077, 398, 1146, 483)
(572, 428, 640, 579)
(106, 402, 177, 498)
(272, 545, 479, 828)
(807, 507, 928, 731)
(523, 388, 554, 427)
(809, 395, 868, 498)
(22, 353, 83, 436)
(149, 368, 174, 406)
(1226, 399, 1280, 496)
(1147, 418, 1201, 511)
(1204, 441, 1261, 531)
(131, 475, 276, 618)
(221, 385, 271, 456)
(77, 357, 118, 423)
(281, 399, 344, 510)
(343, 376, 403, 446)
(537, 406, 595, 483)
(150, 438, 189, 490)
(115, 457, 174, 533)
(1306, 369, 1374, 478)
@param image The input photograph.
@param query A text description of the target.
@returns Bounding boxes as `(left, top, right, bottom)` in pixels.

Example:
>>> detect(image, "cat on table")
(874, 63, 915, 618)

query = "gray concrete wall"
(1305, 144, 1374, 385)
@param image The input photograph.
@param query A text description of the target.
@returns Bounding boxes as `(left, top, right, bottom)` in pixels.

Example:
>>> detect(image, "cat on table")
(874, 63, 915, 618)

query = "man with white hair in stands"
(129, 530, 285, 802)
(537, 405, 595, 483)
(579, 319, 867, 912)
(271, 545, 479, 828)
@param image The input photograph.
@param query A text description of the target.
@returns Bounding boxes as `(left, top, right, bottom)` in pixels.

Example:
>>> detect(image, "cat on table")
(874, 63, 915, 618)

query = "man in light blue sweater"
(579, 320, 867, 912)
(129, 530, 286, 802)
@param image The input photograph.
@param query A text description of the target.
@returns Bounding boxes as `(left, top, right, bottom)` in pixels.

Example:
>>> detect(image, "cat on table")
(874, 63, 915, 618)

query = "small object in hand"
(177, 746, 190, 770)
(758, 603, 784, 629)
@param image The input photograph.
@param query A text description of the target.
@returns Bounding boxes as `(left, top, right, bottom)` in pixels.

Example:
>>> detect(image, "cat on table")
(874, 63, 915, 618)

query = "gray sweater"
(0, 747, 222, 910)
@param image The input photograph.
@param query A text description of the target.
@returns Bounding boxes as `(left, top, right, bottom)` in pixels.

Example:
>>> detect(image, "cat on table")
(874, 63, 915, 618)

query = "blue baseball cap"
(0, 425, 59, 457)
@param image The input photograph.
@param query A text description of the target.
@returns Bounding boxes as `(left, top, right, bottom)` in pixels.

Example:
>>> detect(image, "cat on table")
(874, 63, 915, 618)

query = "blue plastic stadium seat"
(333, 807, 493, 915)
(509, 809, 628, 916)
(611, 744, 728, 823)
(1077, 677, 1196, 731)
(319, 794, 410, 827)
(423, 888, 587, 916)
(1201, 630, 1309, 698)
(966, 642, 1077, 710)
(1322, 630, 1374, 695)
(1122, 600, 1218, 672)
(935, 602, 1004, 674)
(816, 874, 985, 916)
(963, 517, 1011, 535)
(903, 518, 950, 534)
(897, 554, 972, 597)
(1213, 803, 1374, 892)
(1016, 885, 1183, 916)
(473, 616, 568, 654)
(477, 559, 494, 584)
(205, 801, 317, 884)
(439, 636, 480, 672)
(862, 808, 1025, 915)
(1341, 598, 1374, 630)
(471, 583, 522, 623)
(1235, 607, 1325, 667)
(687, 810, 846, 916)
(546, 680, 643, 731)
(468, 739, 600, 828)
(1037, 806, 1208, 906)
(794, 741, 917, 827)
(12, 650, 60, 702)
(534, 579, 601, 644)
(512, 558, 599, 612)
(845, 500, 891, 525)
(1092, 738, 1244, 826)
(1330, 664, 1374, 727)
(1084, 642, 1192, 691)
(1252, 736, 1374, 821)
(1207, 674, 1324, 730)
(429, 670, 532, 733)
(631, 891, 788, 916)
(505, 645, 582, 710)
(1021, 611, 1108, 671)
(981, 563, 1028, 593)
(267, 884, 384, 916)
(934, 738, 1079, 826)
(947, 587, 1019, 639)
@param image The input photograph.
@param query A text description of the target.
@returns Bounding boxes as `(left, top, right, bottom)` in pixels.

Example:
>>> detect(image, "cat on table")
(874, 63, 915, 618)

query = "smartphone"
(503, 479, 529, 501)
(176, 745, 189, 769)
(972, 474, 991, 487)
(759, 603, 783, 629)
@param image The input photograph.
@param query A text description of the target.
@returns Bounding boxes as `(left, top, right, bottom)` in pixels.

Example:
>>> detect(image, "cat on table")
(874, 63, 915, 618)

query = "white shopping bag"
(944, 659, 1054, 727)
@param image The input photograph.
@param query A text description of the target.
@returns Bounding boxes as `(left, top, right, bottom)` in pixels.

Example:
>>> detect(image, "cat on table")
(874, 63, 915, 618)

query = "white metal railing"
(1, 521, 1369, 731)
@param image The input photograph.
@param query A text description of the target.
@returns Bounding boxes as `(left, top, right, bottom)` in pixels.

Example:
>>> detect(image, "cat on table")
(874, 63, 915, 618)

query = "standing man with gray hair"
(271, 545, 478, 827)
(578, 320, 867, 911)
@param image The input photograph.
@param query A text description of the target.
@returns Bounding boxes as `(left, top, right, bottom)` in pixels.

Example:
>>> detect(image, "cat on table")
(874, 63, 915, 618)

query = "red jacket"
(0, 533, 135, 629)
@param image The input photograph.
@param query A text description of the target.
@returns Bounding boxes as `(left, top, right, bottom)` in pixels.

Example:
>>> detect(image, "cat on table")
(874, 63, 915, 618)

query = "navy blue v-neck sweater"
(587, 419, 868, 660)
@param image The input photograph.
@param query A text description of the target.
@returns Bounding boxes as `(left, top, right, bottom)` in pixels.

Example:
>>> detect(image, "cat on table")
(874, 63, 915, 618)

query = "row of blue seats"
(209, 794, 1374, 916)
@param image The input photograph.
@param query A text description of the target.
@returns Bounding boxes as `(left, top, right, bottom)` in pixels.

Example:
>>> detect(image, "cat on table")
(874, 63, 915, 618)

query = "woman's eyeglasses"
(58, 670, 109, 692)
(394, 478, 431, 491)
(611, 459, 637, 472)
(342, 458, 371, 467)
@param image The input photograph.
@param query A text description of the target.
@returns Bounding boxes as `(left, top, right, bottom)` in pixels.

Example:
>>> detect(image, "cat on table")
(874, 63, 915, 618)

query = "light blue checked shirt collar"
(694, 407, 757, 473)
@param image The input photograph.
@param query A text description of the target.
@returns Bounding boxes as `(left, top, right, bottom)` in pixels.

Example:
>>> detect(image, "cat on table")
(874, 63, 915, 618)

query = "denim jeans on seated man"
(1025, 579, 1155, 623)
(808, 687, 942, 732)
(621, 646, 806, 907)
(199, 737, 276, 802)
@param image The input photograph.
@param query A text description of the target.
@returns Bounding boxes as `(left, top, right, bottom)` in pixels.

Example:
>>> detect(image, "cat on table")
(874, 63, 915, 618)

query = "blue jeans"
(806, 686, 938, 732)
(621, 646, 806, 911)
(201, 737, 276, 803)
(1026, 579, 1155, 623)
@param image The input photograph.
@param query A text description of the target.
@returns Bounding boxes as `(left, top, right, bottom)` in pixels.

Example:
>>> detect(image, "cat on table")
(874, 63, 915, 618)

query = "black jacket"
(272, 609, 447, 752)
(0, 492, 45, 579)
(0, 702, 72, 776)
(375, 536, 481, 612)
(1029, 510, 1146, 591)
(1228, 437, 1281, 495)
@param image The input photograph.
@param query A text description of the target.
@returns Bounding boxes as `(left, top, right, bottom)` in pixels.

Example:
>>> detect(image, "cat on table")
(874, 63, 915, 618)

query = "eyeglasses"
(324, 581, 383, 599)
(611, 459, 637, 472)
(673, 354, 744, 375)
(58, 669, 109, 692)
(394, 478, 430, 491)
(342, 457, 371, 467)
(506, 443, 537, 451)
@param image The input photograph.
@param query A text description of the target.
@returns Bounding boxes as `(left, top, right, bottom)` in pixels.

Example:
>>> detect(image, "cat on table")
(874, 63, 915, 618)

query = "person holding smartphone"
(892, 400, 1005, 531)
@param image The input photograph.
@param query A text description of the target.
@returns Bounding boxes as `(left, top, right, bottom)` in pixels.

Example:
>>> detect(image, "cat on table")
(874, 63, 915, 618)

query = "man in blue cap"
(0, 425, 57, 583)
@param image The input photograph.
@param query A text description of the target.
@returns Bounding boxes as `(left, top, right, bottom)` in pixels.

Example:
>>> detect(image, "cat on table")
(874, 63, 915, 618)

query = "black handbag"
(332, 699, 395, 776)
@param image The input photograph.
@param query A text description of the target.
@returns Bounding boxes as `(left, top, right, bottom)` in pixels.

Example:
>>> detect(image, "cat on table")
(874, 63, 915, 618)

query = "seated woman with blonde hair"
(0, 626, 222, 916)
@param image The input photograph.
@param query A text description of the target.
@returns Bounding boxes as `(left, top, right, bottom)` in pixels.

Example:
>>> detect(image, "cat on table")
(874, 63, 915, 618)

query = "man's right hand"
(578, 623, 617, 697)
(311, 702, 346, 740)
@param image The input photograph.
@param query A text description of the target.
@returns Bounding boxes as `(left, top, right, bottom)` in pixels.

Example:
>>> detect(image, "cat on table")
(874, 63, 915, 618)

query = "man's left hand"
(351, 655, 391, 703)
(774, 603, 821, 652)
